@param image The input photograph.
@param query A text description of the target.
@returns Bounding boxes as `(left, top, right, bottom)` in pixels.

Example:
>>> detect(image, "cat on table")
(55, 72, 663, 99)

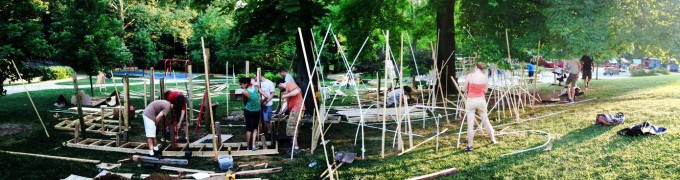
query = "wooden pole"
(0, 150, 100, 164)
(143, 81, 148, 107)
(159, 78, 166, 100)
(395, 33, 404, 152)
(150, 68, 156, 101)
(188, 65, 194, 123)
(381, 30, 389, 158)
(10, 60, 49, 137)
(257, 68, 268, 150)
(124, 76, 130, 129)
(72, 73, 86, 136)
(402, 33, 413, 148)
(225, 62, 229, 119)
(245, 61, 250, 77)
(201, 37, 219, 159)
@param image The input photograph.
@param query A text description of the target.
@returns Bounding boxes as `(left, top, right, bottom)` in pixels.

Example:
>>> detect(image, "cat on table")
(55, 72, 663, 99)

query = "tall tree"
(544, 0, 614, 60)
(435, 0, 456, 93)
(51, 0, 132, 95)
(0, 0, 52, 96)
(232, 0, 328, 111)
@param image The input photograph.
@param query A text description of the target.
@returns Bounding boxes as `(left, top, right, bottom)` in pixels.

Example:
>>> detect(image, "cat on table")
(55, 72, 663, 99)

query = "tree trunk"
(294, 29, 318, 113)
(436, 0, 457, 94)
(89, 75, 94, 97)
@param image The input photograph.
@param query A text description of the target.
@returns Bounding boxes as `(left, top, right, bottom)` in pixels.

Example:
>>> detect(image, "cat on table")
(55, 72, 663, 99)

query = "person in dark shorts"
(565, 59, 581, 103)
(238, 77, 270, 151)
(580, 53, 595, 90)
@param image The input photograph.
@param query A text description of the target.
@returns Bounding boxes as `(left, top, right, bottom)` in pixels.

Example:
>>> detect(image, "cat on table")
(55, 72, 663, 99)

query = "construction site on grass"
(9, 26, 587, 179)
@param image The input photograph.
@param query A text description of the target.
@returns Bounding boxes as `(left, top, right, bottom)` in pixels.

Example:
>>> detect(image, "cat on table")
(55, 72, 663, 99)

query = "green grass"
(1, 74, 679, 179)
(55, 78, 143, 86)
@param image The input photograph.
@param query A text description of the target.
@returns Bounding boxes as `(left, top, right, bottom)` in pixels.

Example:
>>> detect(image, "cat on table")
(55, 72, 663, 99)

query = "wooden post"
(188, 65, 194, 123)
(144, 81, 148, 107)
(74, 124, 81, 143)
(215, 121, 222, 148)
(73, 73, 86, 136)
(225, 62, 229, 118)
(245, 61, 250, 77)
(201, 37, 219, 159)
(381, 31, 389, 158)
(124, 76, 130, 130)
(159, 78, 166, 100)
(257, 68, 268, 150)
(150, 68, 156, 101)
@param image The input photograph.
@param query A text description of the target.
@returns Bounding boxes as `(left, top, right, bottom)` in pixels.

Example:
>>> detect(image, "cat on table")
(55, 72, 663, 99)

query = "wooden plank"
(133, 155, 188, 165)
(161, 165, 214, 174)
(406, 168, 457, 180)
(0, 150, 100, 164)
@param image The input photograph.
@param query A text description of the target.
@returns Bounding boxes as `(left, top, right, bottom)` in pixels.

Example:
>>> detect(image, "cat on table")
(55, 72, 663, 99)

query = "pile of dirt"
(0, 124, 32, 137)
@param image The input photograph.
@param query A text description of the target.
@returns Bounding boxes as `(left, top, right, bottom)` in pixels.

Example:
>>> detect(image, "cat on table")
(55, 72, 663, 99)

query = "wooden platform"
(65, 138, 278, 157)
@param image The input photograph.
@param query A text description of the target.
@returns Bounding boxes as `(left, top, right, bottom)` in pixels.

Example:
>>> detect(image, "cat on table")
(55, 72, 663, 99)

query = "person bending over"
(142, 100, 173, 156)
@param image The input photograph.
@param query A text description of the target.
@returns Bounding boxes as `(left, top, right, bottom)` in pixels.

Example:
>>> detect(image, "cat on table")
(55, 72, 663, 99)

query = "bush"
(630, 69, 655, 77)
(651, 68, 670, 75)
(48, 66, 75, 80)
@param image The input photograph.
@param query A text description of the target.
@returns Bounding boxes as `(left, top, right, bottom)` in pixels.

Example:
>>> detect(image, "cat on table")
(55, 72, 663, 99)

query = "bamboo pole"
(11, 60, 49, 137)
(201, 37, 219, 159)
(381, 31, 389, 158)
(402, 33, 413, 148)
(394, 33, 404, 151)
(297, 28, 334, 180)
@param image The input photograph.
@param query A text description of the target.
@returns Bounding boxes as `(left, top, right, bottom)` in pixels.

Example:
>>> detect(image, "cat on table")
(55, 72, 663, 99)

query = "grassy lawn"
(0, 75, 678, 179)
(55, 78, 143, 86)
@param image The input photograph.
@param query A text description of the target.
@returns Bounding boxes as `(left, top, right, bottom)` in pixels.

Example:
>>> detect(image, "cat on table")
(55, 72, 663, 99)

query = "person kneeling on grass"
(239, 77, 270, 151)
(275, 79, 305, 155)
(462, 62, 498, 152)
(142, 100, 173, 156)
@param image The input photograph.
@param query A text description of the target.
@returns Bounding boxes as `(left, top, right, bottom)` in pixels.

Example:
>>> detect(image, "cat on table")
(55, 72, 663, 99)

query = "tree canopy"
(4, 0, 680, 94)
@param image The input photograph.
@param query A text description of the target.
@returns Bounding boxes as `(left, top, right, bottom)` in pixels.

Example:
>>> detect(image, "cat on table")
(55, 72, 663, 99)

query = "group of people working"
(140, 69, 305, 156)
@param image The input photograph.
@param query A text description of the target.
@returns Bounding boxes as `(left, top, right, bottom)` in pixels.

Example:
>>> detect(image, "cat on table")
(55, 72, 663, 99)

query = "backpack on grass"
(596, 112, 624, 126)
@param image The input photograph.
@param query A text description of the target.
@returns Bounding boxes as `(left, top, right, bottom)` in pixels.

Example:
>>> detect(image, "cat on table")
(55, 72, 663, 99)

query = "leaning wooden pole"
(143, 81, 148, 107)
(201, 37, 219, 159)
(11, 60, 49, 137)
(381, 31, 389, 158)
(297, 28, 334, 180)
(401, 33, 413, 148)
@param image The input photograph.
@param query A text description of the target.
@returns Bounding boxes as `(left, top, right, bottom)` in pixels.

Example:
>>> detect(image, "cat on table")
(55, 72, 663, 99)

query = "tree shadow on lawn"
(441, 124, 616, 179)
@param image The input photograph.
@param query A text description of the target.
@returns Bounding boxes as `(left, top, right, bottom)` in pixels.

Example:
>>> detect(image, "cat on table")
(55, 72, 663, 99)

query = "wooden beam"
(133, 155, 187, 165)
(0, 150, 100, 164)
(161, 165, 214, 174)
(123, 75, 130, 130)
(201, 37, 219, 159)
(406, 168, 458, 180)
(73, 73, 86, 136)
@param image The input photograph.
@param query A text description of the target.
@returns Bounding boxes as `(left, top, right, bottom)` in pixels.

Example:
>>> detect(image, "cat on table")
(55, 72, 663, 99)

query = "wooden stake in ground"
(256, 68, 268, 150)
(124, 76, 130, 129)
(150, 68, 156, 101)
(143, 81, 148, 107)
(381, 31, 389, 158)
(72, 73, 86, 137)
(10, 60, 50, 137)
(201, 37, 219, 159)
(188, 65, 194, 123)
(245, 61, 250, 77)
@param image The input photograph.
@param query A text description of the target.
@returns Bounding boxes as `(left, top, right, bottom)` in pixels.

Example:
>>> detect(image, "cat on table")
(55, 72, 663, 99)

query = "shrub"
(651, 68, 670, 75)
(630, 69, 654, 77)
(49, 66, 75, 79)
